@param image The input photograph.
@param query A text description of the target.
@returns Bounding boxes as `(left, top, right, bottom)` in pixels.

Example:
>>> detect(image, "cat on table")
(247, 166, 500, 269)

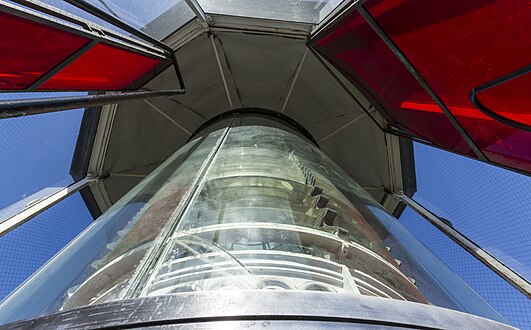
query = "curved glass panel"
(0, 117, 505, 325)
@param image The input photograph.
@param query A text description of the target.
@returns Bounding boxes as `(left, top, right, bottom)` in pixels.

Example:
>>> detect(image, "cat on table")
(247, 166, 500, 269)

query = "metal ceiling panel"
(144, 33, 230, 119)
(94, 22, 411, 211)
(215, 32, 306, 110)
(103, 99, 190, 174)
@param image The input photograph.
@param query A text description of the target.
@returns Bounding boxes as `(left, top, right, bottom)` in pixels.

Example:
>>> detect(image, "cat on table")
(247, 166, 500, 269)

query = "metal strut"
(396, 193, 531, 298)
(0, 90, 185, 119)
(469, 64, 531, 132)
(357, 6, 488, 162)
(0, 178, 96, 237)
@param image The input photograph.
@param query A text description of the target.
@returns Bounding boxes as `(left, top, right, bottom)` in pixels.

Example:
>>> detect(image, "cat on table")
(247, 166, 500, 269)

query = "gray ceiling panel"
(320, 114, 389, 195)
(283, 50, 367, 142)
(215, 32, 306, 109)
(94, 23, 406, 213)
(103, 175, 143, 204)
(104, 99, 190, 174)
(145, 33, 231, 120)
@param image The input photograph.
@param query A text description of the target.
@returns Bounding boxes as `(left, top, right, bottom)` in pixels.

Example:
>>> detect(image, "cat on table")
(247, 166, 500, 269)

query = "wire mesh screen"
(0, 93, 86, 223)
(411, 142, 530, 280)
(0, 192, 93, 300)
(400, 207, 530, 329)
(399, 142, 531, 329)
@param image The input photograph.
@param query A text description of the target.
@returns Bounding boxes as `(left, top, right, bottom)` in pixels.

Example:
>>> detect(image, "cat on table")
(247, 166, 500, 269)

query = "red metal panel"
(367, 0, 531, 172)
(39, 43, 161, 91)
(0, 11, 89, 90)
(311, 10, 475, 156)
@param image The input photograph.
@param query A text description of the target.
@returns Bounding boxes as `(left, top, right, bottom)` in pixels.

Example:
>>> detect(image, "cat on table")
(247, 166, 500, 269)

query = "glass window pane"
(84, 0, 196, 40)
(0, 93, 86, 223)
(368, 0, 531, 173)
(198, 0, 343, 23)
(37, 0, 195, 40)
(0, 192, 93, 300)
(39, 43, 161, 91)
(310, 9, 474, 156)
(0, 11, 90, 90)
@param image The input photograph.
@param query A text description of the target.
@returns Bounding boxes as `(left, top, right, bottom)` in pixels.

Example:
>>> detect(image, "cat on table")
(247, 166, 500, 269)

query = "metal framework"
(0, 0, 186, 117)
(210, 34, 234, 108)
(58, 0, 182, 90)
(4, 0, 165, 60)
(469, 64, 531, 132)
(279, 48, 308, 114)
(309, 1, 531, 177)
(356, 6, 487, 162)
(0, 178, 96, 237)
(396, 193, 531, 298)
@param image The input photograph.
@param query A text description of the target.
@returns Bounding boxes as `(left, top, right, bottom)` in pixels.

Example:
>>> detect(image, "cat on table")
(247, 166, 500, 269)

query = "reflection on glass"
(197, 0, 343, 23)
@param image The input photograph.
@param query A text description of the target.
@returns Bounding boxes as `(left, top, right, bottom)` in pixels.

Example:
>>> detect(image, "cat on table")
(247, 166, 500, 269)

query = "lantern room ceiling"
(87, 16, 414, 215)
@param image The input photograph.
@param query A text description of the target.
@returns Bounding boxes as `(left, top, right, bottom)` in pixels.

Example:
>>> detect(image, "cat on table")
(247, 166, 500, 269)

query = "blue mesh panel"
(411, 143, 531, 280)
(400, 207, 530, 328)
(0, 192, 93, 300)
(400, 142, 531, 329)
(0, 93, 85, 214)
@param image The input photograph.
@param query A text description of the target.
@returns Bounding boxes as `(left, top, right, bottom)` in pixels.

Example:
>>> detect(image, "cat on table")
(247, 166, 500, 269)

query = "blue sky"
(0, 94, 93, 299)
(399, 143, 531, 329)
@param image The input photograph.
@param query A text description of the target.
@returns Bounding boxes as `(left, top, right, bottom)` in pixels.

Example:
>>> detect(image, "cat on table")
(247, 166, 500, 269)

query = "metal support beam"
(144, 99, 192, 135)
(0, 178, 96, 237)
(183, 0, 209, 26)
(318, 110, 372, 143)
(210, 34, 234, 108)
(44, 0, 186, 90)
(280, 48, 308, 114)
(358, 6, 487, 162)
(470, 64, 531, 132)
(0, 90, 184, 119)
(6, 0, 164, 58)
(396, 193, 531, 298)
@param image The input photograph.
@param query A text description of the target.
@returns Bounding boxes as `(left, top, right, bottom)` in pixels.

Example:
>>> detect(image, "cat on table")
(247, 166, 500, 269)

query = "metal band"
(1, 291, 514, 329)
(187, 108, 319, 147)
